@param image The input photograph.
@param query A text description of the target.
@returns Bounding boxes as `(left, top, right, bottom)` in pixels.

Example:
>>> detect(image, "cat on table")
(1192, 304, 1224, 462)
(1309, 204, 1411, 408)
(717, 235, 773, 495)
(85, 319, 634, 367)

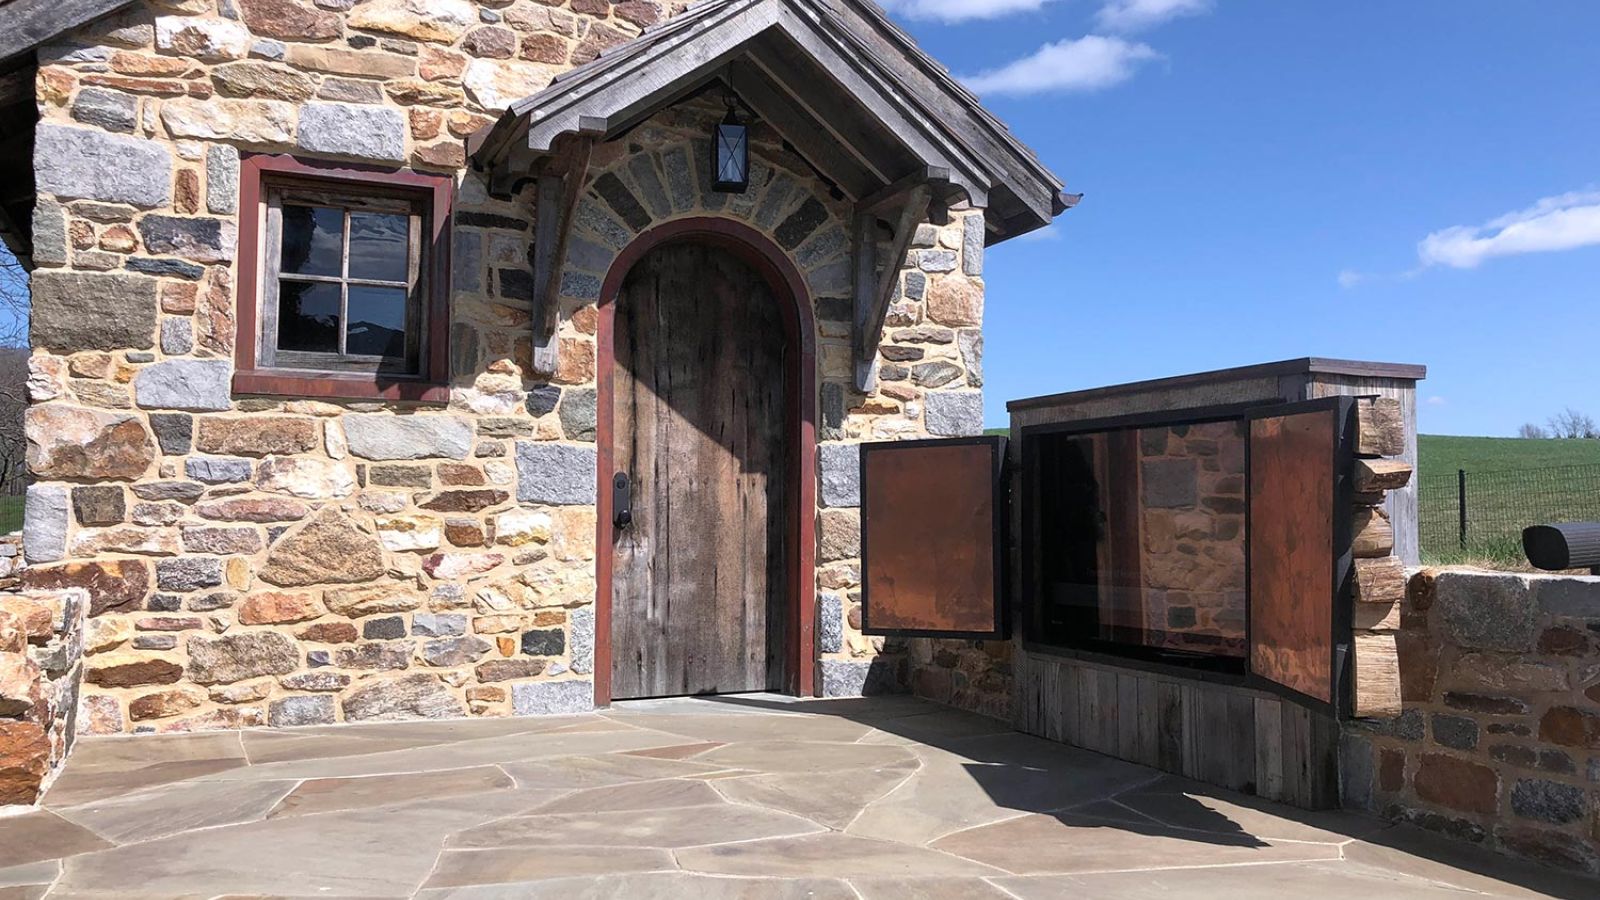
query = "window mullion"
(339, 208, 352, 358)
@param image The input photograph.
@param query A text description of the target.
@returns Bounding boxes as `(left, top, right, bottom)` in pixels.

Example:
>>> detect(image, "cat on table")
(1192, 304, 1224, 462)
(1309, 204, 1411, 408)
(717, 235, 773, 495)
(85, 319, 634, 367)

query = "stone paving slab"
(6, 695, 1595, 898)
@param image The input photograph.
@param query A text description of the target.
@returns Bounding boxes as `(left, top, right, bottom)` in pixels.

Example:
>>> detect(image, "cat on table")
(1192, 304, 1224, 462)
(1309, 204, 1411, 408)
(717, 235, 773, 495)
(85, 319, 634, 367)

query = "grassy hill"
(1419, 435, 1600, 477)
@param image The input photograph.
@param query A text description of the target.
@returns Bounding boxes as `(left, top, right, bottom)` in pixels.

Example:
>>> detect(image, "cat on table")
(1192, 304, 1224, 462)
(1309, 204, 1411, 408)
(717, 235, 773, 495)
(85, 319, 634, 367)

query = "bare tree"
(1518, 423, 1549, 440)
(1547, 408, 1600, 440)
(0, 245, 27, 494)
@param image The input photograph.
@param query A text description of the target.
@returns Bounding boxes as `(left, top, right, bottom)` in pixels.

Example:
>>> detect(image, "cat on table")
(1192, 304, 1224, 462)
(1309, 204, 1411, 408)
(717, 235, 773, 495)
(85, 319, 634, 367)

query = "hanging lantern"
(712, 106, 749, 194)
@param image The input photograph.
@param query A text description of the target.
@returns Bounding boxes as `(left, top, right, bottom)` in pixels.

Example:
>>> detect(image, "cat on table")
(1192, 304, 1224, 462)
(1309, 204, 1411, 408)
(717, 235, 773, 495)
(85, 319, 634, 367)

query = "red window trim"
(233, 153, 454, 403)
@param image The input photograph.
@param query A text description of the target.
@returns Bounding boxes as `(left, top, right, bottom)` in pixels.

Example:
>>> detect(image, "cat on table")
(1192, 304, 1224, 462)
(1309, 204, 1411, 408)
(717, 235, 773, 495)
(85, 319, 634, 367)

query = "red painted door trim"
(594, 217, 819, 705)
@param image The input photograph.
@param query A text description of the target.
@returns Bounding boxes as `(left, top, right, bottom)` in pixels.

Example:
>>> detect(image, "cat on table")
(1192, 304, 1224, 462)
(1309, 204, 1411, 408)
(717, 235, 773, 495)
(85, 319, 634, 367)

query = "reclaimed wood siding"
(1012, 647, 1339, 809)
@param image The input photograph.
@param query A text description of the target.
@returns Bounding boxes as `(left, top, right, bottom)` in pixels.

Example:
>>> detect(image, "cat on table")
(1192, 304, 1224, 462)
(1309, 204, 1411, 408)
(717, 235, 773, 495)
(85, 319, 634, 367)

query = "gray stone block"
(1437, 571, 1538, 652)
(1142, 458, 1198, 509)
(35, 124, 172, 208)
(570, 605, 594, 675)
(916, 249, 958, 273)
(343, 414, 473, 461)
(819, 443, 860, 508)
(821, 660, 901, 698)
(269, 694, 336, 727)
(1510, 778, 1587, 825)
(134, 359, 232, 411)
(512, 680, 594, 716)
(925, 391, 984, 437)
(23, 484, 69, 564)
(186, 455, 252, 484)
(1536, 576, 1600, 618)
(160, 317, 194, 355)
(1338, 731, 1374, 812)
(525, 385, 561, 417)
(819, 593, 843, 655)
(962, 213, 986, 276)
(156, 557, 225, 592)
(71, 87, 138, 133)
(412, 614, 467, 637)
(31, 199, 67, 268)
(138, 215, 234, 263)
(959, 329, 984, 388)
(516, 442, 596, 506)
(452, 229, 482, 294)
(148, 412, 193, 455)
(206, 144, 240, 215)
(558, 388, 597, 443)
(297, 102, 406, 162)
(30, 271, 157, 352)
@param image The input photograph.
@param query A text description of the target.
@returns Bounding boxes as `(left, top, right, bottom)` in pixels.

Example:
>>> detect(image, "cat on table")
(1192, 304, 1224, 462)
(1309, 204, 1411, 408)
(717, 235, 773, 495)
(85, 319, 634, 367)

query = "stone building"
(0, 0, 1069, 788)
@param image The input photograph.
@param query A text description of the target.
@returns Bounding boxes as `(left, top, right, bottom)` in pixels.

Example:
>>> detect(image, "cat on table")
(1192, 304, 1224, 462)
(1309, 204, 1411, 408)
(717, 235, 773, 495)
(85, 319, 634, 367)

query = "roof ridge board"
(509, 0, 766, 121)
(778, 1, 1001, 195)
(832, 0, 1062, 190)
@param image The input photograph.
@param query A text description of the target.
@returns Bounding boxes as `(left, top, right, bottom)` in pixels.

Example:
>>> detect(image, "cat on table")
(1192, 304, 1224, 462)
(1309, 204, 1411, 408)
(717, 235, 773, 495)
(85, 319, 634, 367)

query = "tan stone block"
(236, 0, 343, 42)
(39, 69, 76, 106)
(551, 507, 596, 562)
(211, 679, 272, 704)
(926, 276, 983, 328)
(162, 97, 294, 144)
(419, 45, 467, 82)
(415, 142, 467, 171)
(473, 614, 523, 634)
(385, 79, 464, 106)
(98, 224, 138, 253)
(446, 110, 494, 138)
(285, 45, 417, 80)
(494, 508, 552, 547)
(518, 32, 569, 65)
(238, 591, 322, 626)
(348, 0, 477, 43)
(226, 557, 253, 592)
(325, 583, 424, 618)
(211, 61, 317, 102)
(70, 526, 181, 557)
(554, 337, 595, 385)
(159, 281, 198, 314)
(462, 58, 558, 112)
(128, 687, 205, 721)
(84, 617, 134, 654)
(376, 515, 443, 552)
(410, 107, 443, 140)
(296, 621, 358, 644)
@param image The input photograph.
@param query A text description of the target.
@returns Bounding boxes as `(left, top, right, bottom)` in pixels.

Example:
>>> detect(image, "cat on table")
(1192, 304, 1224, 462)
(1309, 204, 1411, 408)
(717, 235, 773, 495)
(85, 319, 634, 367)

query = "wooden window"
(234, 155, 453, 403)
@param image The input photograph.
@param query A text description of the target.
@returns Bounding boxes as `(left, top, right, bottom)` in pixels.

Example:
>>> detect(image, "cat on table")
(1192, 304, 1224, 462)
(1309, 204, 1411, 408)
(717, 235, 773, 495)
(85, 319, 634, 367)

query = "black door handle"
(613, 472, 633, 529)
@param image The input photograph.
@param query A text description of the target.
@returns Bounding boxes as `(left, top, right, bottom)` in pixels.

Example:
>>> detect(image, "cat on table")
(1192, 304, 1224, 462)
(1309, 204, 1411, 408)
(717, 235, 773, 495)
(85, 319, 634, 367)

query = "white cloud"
(879, 0, 1059, 23)
(1426, 396, 1448, 407)
(1337, 269, 1365, 289)
(962, 35, 1160, 97)
(1418, 190, 1600, 270)
(1017, 224, 1064, 242)
(1095, 0, 1212, 32)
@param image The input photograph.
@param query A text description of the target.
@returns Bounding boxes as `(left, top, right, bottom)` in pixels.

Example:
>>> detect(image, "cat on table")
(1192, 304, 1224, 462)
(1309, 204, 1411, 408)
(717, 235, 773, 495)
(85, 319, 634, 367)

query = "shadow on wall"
(707, 692, 1599, 899)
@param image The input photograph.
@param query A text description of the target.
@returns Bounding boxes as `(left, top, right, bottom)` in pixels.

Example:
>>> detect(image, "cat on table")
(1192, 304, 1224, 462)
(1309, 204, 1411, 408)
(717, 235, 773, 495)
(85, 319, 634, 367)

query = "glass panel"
(348, 212, 410, 282)
(280, 205, 344, 277)
(345, 285, 408, 359)
(1027, 419, 1248, 668)
(277, 280, 341, 353)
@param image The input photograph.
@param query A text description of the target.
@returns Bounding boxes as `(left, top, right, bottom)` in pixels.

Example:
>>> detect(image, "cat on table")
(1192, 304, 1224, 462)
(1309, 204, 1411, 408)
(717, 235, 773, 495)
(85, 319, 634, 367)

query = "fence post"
(1458, 469, 1468, 550)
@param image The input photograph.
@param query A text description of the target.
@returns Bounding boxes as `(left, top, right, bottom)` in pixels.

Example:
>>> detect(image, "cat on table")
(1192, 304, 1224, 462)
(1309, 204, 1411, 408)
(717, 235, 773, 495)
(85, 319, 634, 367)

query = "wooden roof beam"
(731, 61, 875, 201)
(853, 182, 931, 392)
(529, 136, 594, 377)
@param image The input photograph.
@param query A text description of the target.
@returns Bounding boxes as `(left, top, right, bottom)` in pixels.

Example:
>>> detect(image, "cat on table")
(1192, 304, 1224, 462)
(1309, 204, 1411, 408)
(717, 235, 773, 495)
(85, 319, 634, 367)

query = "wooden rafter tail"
(852, 182, 933, 393)
(529, 136, 595, 377)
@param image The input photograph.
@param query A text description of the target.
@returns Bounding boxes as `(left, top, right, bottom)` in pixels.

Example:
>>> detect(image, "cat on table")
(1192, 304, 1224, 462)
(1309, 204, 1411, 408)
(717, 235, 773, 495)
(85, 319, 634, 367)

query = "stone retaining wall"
(14, 0, 987, 747)
(1343, 569, 1600, 876)
(0, 584, 88, 805)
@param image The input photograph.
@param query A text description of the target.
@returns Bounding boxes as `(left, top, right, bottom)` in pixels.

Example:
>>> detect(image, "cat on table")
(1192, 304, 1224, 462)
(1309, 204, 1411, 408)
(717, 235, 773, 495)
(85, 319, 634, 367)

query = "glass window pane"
(348, 212, 410, 283)
(280, 205, 344, 277)
(277, 281, 341, 354)
(346, 285, 408, 359)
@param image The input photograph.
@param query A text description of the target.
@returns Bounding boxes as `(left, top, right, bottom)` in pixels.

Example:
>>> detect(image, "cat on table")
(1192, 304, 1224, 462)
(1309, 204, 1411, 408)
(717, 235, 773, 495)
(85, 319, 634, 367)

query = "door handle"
(613, 472, 633, 529)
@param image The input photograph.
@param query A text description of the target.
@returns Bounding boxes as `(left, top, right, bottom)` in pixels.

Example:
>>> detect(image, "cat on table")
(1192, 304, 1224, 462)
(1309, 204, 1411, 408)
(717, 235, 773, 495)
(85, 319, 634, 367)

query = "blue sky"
(884, 0, 1600, 436)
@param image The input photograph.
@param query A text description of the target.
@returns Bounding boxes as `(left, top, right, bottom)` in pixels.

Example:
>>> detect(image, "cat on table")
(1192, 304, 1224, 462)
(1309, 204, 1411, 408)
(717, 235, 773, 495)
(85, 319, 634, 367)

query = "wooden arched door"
(609, 240, 792, 699)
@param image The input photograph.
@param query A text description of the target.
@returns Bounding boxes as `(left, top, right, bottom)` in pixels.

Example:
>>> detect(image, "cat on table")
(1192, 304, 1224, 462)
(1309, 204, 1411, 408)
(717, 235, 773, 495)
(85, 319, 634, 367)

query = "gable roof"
(469, 0, 1073, 243)
(0, 0, 136, 65)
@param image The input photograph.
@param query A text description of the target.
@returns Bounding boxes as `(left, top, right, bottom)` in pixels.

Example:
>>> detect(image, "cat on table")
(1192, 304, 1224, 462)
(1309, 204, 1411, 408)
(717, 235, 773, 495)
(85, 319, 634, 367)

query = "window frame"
(235, 154, 453, 403)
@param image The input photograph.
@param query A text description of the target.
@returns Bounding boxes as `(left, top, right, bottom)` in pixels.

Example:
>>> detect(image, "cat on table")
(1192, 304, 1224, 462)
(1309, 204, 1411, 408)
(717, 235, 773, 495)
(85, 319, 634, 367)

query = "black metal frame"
(1014, 398, 1358, 717)
(1241, 396, 1358, 718)
(859, 435, 1009, 641)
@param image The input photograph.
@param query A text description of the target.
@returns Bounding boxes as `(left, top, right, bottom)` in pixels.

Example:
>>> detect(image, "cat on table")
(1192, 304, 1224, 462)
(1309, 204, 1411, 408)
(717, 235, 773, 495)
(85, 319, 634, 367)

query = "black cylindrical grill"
(1523, 522, 1600, 573)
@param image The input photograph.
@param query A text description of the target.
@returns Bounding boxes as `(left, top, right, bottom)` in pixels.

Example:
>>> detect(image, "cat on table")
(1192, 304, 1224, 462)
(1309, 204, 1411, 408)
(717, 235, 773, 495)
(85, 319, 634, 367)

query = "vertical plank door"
(611, 241, 789, 699)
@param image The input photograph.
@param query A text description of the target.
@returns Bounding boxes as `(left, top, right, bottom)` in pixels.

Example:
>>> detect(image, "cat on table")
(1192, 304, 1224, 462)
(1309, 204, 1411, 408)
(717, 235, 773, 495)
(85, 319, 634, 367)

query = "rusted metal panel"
(1248, 405, 1340, 705)
(861, 437, 1006, 639)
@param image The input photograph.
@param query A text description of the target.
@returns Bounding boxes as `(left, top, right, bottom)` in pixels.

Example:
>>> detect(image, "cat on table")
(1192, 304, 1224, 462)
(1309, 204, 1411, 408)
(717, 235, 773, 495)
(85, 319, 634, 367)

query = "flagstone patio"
(1, 695, 1593, 899)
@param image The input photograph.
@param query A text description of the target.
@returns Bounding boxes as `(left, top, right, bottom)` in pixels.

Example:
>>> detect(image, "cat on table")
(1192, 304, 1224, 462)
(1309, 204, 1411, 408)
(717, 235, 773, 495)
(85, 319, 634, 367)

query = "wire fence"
(1419, 463, 1600, 563)
(0, 479, 22, 535)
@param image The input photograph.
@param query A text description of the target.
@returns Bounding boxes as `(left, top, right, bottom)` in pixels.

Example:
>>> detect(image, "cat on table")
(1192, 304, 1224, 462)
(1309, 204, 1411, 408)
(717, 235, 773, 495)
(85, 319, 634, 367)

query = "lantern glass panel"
(714, 122, 749, 193)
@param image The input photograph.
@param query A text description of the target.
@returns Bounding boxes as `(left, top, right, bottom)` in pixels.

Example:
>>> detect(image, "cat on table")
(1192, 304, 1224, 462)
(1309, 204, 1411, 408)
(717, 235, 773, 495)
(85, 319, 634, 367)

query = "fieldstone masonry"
(12, 0, 986, 754)
(1344, 571, 1600, 876)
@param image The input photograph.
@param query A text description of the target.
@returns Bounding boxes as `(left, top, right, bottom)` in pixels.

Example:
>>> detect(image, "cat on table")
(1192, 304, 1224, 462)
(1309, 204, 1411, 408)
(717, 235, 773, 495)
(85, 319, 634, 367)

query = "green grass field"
(1419, 435, 1600, 476)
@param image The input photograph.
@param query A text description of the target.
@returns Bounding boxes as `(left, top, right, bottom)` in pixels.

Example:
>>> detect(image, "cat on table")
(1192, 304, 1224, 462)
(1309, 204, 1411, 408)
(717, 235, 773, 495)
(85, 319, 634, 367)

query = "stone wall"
(0, 586, 87, 805)
(1344, 570, 1600, 877)
(18, 0, 986, 741)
